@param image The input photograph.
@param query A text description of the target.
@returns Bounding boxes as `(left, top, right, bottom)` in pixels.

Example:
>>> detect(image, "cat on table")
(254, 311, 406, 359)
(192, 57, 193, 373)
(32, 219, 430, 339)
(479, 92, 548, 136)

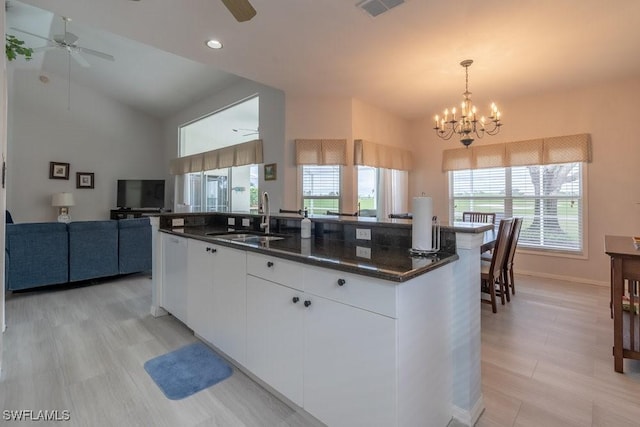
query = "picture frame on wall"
(76, 172, 95, 189)
(264, 163, 277, 181)
(49, 162, 70, 180)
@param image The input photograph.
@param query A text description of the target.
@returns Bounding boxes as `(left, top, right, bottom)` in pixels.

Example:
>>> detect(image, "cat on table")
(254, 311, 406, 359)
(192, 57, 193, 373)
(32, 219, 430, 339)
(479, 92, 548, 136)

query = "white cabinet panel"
(246, 275, 304, 406)
(246, 252, 304, 291)
(210, 245, 247, 365)
(304, 266, 397, 318)
(304, 295, 397, 427)
(161, 234, 188, 323)
(187, 239, 215, 341)
(187, 239, 247, 365)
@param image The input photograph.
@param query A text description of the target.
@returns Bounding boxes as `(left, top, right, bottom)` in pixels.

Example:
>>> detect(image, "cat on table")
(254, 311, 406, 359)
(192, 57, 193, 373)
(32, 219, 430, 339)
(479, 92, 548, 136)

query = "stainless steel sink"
(205, 231, 288, 243)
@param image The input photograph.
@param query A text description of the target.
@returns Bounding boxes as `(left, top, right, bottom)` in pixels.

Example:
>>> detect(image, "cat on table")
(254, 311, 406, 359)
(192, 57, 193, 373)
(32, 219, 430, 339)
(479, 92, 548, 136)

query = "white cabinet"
(158, 232, 453, 427)
(246, 255, 398, 426)
(187, 239, 247, 365)
(303, 294, 396, 427)
(246, 275, 304, 406)
(161, 234, 188, 323)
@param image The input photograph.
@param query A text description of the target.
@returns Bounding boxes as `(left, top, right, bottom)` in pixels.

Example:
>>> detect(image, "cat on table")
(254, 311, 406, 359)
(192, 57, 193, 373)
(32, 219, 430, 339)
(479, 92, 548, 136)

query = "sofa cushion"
(118, 218, 152, 274)
(5, 222, 69, 290)
(68, 220, 119, 282)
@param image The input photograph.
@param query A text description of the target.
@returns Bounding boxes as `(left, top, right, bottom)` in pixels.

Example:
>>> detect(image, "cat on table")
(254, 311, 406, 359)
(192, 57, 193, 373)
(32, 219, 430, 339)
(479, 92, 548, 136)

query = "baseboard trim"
(452, 395, 484, 426)
(150, 305, 168, 317)
(516, 269, 608, 287)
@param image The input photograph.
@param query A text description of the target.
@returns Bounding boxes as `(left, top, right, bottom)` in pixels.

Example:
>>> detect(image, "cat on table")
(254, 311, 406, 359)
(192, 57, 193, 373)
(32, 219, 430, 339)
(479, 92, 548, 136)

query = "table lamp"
(52, 192, 75, 223)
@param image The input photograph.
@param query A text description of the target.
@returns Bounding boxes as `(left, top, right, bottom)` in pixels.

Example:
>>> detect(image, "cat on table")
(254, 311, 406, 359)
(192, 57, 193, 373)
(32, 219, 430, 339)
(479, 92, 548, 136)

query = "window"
(178, 96, 259, 212)
(302, 165, 340, 215)
(450, 162, 584, 253)
(357, 166, 377, 216)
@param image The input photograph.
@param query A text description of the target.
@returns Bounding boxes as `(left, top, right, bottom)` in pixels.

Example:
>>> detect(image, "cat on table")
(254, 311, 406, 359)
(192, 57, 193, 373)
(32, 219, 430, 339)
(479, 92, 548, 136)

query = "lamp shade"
(52, 192, 75, 207)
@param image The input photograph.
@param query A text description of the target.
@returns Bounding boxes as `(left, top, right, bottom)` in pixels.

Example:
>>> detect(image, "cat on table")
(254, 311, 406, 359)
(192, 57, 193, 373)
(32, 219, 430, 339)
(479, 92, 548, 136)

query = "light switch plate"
(355, 228, 371, 240)
(228, 217, 235, 225)
(242, 218, 250, 227)
(356, 246, 371, 259)
(171, 218, 184, 227)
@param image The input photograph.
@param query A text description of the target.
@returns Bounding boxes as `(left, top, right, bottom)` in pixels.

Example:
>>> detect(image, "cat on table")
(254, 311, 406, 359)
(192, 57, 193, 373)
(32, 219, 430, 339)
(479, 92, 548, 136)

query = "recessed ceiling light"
(206, 39, 223, 49)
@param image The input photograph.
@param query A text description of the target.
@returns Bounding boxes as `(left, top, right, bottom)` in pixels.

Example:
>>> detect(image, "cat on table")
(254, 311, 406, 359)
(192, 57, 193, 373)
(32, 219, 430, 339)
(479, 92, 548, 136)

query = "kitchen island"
(149, 213, 491, 427)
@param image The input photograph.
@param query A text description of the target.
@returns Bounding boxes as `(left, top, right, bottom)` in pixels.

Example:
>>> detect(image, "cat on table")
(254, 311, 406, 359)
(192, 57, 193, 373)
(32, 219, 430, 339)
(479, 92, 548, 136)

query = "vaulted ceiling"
(10, 0, 640, 120)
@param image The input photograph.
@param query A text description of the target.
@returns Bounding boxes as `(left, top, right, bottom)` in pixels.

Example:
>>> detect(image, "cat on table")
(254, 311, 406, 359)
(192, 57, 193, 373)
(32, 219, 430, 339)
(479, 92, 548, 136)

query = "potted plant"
(5, 34, 33, 61)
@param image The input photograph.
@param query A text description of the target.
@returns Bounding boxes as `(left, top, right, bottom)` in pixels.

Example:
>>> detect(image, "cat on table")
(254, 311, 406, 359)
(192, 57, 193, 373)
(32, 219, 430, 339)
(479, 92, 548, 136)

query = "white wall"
(285, 95, 353, 211)
(163, 79, 286, 211)
(409, 77, 640, 284)
(8, 69, 164, 222)
(284, 96, 411, 213)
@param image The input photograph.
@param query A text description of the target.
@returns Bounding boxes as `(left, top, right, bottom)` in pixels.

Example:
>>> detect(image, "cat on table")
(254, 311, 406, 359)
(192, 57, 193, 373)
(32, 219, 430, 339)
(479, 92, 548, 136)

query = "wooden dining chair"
(326, 210, 358, 216)
(389, 213, 412, 219)
(462, 212, 496, 224)
(481, 218, 513, 313)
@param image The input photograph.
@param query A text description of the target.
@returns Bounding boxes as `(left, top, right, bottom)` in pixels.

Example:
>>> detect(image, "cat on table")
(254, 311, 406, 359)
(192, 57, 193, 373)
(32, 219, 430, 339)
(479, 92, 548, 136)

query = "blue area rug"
(144, 342, 233, 400)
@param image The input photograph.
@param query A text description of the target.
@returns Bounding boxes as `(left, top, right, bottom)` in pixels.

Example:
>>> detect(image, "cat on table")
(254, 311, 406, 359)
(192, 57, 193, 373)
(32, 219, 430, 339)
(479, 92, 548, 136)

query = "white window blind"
(302, 165, 340, 215)
(451, 162, 584, 253)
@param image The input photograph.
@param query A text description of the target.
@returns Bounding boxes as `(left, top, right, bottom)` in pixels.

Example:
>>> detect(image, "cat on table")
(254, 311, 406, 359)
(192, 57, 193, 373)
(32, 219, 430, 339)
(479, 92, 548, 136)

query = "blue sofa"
(5, 218, 152, 291)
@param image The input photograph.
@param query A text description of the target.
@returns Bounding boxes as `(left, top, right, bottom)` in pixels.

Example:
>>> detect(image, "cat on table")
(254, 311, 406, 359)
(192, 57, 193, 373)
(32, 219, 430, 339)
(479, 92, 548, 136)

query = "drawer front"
(304, 266, 397, 318)
(246, 252, 305, 291)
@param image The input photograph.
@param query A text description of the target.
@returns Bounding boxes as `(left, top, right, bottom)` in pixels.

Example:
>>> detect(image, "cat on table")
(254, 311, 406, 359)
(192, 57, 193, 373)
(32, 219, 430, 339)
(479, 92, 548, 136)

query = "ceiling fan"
(11, 16, 115, 67)
(221, 0, 257, 22)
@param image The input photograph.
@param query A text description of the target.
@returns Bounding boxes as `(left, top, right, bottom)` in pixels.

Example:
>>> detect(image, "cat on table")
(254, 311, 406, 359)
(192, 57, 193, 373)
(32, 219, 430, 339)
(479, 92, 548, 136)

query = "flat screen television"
(117, 180, 165, 209)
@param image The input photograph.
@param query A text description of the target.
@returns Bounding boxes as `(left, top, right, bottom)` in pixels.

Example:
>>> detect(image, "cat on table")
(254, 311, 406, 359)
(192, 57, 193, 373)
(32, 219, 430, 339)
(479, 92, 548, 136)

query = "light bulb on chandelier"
(434, 59, 502, 147)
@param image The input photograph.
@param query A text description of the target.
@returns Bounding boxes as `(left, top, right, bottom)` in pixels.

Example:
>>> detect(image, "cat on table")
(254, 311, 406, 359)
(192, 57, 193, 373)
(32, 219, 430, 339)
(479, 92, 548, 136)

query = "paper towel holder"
(409, 216, 440, 257)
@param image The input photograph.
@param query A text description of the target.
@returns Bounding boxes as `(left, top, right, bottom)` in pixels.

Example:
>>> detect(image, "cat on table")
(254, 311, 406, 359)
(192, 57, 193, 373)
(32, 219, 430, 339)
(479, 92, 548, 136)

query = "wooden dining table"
(605, 235, 640, 373)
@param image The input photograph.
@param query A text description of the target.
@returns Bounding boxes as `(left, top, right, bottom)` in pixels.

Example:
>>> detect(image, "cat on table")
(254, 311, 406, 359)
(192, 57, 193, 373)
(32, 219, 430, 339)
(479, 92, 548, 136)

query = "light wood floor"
(1, 273, 639, 426)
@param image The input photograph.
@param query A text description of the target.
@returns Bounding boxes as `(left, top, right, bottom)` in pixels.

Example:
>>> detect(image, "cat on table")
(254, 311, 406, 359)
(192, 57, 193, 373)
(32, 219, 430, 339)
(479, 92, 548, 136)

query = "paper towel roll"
(412, 196, 433, 251)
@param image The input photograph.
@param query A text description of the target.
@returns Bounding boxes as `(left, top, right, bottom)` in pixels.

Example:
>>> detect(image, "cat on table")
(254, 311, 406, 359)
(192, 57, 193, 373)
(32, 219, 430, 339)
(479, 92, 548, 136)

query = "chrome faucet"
(260, 191, 270, 234)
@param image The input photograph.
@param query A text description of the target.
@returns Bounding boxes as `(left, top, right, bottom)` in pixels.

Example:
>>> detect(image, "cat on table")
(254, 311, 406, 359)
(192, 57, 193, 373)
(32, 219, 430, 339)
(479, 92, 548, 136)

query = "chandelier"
(434, 59, 502, 147)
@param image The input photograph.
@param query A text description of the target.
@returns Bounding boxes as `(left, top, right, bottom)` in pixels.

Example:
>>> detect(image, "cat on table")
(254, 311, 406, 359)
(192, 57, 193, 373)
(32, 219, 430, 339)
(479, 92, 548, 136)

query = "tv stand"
(110, 208, 165, 220)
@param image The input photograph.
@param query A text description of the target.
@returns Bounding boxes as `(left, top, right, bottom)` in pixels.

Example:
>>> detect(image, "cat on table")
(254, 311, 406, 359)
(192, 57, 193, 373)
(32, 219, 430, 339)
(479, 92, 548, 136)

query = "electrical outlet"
(171, 218, 184, 227)
(355, 228, 371, 240)
(242, 218, 250, 227)
(228, 217, 235, 225)
(356, 246, 371, 259)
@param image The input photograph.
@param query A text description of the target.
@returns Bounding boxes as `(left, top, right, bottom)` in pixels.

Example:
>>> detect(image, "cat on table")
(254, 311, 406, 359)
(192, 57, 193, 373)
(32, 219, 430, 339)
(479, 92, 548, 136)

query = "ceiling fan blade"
(54, 31, 79, 45)
(78, 46, 115, 62)
(220, 0, 256, 22)
(9, 27, 53, 42)
(31, 45, 58, 53)
(69, 50, 91, 68)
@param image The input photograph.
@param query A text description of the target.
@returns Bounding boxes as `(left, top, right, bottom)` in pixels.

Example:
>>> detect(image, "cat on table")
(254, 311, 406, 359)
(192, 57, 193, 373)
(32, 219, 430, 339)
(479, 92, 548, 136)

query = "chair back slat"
(462, 211, 496, 224)
(488, 218, 514, 280)
(505, 217, 523, 268)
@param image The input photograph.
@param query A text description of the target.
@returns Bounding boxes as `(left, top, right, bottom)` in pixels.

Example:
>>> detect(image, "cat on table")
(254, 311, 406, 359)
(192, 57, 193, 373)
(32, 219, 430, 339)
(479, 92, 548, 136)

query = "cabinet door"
(304, 296, 397, 427)
(187, 239, 215, 341)
(210, 245, 247, 364)
(246, 275, 304, 406)
(161, 234, 188, 323)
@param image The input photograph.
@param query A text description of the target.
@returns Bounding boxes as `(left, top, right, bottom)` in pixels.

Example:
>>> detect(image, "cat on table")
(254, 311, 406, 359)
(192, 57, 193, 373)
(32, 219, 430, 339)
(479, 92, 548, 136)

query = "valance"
(295, 139, 347, 165)
(442, 133, 591, 171)
(170, 139, 263, 175)
(354, 139, 413, 171)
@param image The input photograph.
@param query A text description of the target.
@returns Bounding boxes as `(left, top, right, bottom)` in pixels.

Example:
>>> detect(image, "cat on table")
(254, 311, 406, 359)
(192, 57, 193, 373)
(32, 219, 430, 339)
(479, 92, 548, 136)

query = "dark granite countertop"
(160, 225, 459, 282)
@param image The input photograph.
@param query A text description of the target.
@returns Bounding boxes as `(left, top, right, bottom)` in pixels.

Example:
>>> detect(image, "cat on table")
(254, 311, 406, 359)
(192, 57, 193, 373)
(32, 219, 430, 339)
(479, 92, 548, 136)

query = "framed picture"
(49, 162, 70, 180)
(264, 163, 277, 181)
(76, 172, 95, 189)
